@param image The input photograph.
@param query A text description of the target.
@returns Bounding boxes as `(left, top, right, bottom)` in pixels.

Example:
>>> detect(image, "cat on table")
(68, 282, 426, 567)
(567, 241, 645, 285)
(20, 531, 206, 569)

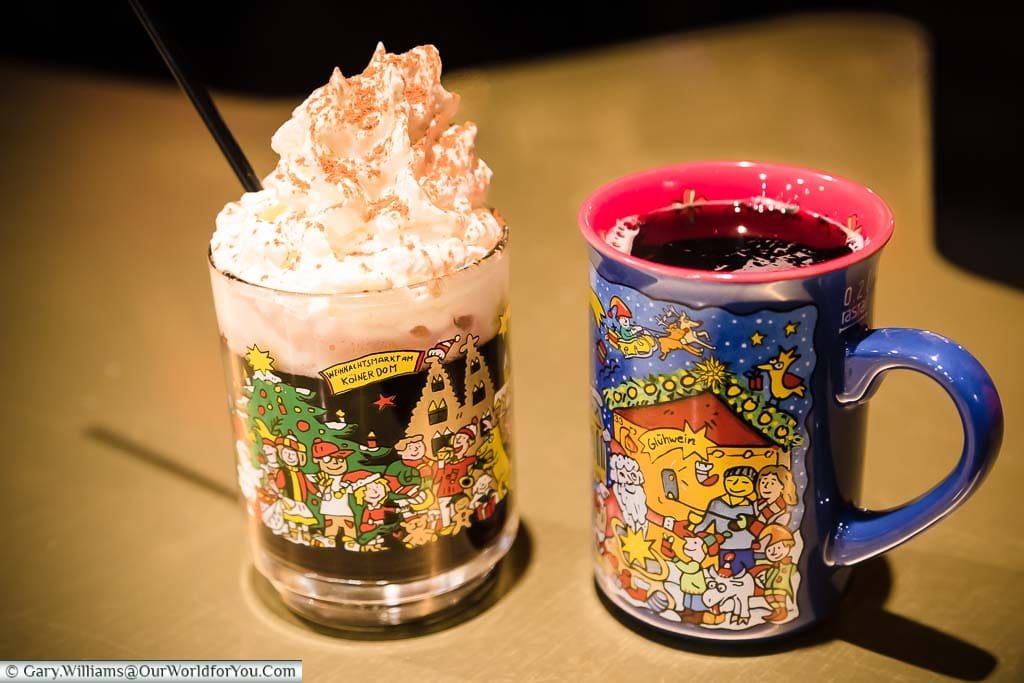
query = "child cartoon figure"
(755, 524, 797, 623)
(733, 465, 798, 536)
(311, 438, 364, 547)
(392, 435, 431, 479)
(385, 435, 429, 514)
(694, 466, 757, 574)
(661, 531, 713, 625)
(355, 478, 397, 550)
(272, 434, 320, 544)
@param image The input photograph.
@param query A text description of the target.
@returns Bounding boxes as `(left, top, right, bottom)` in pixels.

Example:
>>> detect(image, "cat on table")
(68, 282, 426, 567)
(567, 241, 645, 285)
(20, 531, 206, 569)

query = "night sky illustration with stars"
(590, 272, 819, 526)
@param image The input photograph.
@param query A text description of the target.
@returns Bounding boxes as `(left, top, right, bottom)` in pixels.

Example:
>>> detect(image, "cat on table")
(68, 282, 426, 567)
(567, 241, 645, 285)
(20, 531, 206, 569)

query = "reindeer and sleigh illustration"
(592, 293, 716, 362)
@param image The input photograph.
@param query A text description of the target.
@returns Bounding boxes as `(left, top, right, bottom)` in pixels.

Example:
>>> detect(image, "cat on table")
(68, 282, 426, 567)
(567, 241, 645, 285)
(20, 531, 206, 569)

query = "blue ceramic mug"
(579, 161, 1003, 641)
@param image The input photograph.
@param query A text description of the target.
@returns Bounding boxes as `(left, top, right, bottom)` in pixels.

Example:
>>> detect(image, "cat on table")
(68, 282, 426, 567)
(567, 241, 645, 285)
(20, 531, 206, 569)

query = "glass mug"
(210, 231, 516, 628)
(579, 161, 1002, 641)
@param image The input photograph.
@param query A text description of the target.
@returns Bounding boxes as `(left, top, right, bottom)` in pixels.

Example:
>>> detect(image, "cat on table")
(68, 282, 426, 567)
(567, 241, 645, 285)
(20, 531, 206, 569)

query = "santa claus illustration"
(609, 452, 648, 535)
(426, 335, 461, 363)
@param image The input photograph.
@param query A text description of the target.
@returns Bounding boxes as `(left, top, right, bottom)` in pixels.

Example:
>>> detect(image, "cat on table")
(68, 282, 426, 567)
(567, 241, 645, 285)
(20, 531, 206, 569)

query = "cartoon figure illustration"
(604, 216, 641, 254)
(589, 285, 814, 631)
(443, 495, 474, 535)
(694, 466, 757, 574)
(702, 564, 756, 625)
(452, 418, 478, 460)
(272, 434, 321, 544)
(733, 465, 797, 536)
(660, 532, 714, 625)
(477, 425, 513, 497)
(754, 347, 806, 404)
(431, 422, 479, 527)
(251, 438, 287, 536)
(755, 524, 797, 623)
(600, 296, 658, 358)
(356, 478, 397, 549)
(400, 514, 438, 548)
(654, 307, 715, 360)
(258, 436, 279, 475)
(385, 435, 430, 514)
(426, 335, 461, 363)
(594, 484, 616, 549)
(312, 438, 368, 547)
(609, 452, 648, 535)
(471, 472, 498, 520)
(608, 296, 643, 342)
(238, 333, 511, 553)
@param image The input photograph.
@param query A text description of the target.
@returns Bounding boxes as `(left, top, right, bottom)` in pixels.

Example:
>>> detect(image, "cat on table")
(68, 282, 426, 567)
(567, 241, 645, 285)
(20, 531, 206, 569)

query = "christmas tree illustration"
(243, 345, 389, 472)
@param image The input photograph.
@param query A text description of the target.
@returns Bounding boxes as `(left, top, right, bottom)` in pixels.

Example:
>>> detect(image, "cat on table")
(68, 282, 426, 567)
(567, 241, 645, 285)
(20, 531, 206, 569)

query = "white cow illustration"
(702, 566, 756, 625)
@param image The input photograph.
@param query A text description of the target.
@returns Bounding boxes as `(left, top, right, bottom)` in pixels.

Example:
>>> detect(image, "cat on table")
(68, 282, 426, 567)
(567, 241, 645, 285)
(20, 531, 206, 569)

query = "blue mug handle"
(826, 328, 1004, 566)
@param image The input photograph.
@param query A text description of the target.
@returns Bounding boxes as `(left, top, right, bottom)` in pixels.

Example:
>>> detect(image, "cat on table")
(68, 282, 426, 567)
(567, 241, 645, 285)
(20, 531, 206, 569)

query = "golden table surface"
(2, 13, 1021, 682)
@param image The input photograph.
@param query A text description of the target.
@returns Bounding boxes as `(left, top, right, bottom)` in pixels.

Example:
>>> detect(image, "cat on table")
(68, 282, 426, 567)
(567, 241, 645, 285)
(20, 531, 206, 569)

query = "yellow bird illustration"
(755, 347, 806, 403)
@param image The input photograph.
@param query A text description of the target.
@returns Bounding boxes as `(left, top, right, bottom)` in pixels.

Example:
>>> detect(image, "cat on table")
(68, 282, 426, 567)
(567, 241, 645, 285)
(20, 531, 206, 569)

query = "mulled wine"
(626, 200, 859, 272)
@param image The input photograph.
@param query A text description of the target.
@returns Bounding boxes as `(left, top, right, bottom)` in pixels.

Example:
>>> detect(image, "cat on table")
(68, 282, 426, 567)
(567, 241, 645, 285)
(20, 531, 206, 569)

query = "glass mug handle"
(826, 328, 1004, 566)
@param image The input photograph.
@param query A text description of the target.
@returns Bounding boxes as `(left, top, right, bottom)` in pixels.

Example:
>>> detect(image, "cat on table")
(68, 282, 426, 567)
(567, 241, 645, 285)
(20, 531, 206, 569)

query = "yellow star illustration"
(620, 527, 656, 565)
(498, 306, 510, 336)
(750, 330, 765, 346)
(784, 321, 800, 337)
(679, 422, 714, 460)
(245, 345, 275, 373)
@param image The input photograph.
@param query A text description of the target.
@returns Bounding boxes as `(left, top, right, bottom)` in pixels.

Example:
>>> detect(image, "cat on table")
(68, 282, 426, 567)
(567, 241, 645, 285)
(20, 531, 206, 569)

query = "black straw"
(129, 0, 263, 193)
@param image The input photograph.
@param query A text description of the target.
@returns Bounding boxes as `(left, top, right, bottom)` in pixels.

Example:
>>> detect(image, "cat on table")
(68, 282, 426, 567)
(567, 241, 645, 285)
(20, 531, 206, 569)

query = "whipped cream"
(211, 44, 504, 294)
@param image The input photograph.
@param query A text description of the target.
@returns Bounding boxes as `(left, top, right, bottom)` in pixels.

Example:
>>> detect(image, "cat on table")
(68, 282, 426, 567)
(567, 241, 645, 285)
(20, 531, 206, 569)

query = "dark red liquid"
(628, 200, 856, 272)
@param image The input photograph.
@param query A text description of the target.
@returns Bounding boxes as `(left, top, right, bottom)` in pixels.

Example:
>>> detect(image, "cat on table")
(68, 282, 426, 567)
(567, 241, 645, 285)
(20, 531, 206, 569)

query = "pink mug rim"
(578, 160, 895, 283)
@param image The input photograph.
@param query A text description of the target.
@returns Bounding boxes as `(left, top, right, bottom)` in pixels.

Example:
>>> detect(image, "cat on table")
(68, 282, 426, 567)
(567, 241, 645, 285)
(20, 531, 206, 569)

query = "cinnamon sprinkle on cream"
(211, 43, 504, 295)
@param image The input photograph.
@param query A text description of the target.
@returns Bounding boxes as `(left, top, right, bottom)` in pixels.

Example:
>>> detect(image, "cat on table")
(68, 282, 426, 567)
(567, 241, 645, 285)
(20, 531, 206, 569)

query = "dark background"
(4, 1, 1020, 288)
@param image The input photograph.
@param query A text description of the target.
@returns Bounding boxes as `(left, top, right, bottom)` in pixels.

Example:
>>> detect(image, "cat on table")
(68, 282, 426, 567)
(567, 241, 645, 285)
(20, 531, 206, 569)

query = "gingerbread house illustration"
(611, 390, 792, 530)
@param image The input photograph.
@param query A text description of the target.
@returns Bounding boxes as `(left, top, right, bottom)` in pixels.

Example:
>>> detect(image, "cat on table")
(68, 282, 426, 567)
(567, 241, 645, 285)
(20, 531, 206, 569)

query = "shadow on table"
(597, 557, 996, 680)
(245, 522, 533, 641)
(86, 426, 238, 501)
